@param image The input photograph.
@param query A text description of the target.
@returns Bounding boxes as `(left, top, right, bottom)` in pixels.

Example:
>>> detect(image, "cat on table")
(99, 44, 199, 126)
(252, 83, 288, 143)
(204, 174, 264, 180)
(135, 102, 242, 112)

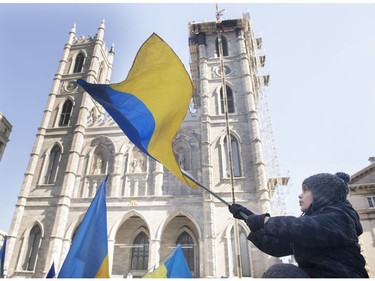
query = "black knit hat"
(302, 172, 350, 210)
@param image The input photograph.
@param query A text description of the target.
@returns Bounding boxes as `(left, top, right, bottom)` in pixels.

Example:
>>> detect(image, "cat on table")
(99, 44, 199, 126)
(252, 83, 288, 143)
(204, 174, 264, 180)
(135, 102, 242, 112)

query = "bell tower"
(5, 21, 114, 278)
(188, 12, 278, 277)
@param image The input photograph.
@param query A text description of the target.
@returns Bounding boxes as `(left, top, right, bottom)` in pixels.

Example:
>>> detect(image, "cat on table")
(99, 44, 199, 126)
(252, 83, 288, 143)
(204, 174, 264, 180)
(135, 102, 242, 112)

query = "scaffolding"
(258, 87, 289, 216)
(242, 13, 289, 216)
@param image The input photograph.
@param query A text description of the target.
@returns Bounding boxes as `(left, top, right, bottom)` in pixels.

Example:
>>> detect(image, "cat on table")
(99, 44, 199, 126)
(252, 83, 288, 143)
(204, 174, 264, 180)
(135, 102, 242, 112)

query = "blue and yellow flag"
(46, 262, 56, 278)
(144, 245, 192, 278)
(77, 33, 196, 189)
(0, 236, 6, 278)
(58, 177, 109, 278)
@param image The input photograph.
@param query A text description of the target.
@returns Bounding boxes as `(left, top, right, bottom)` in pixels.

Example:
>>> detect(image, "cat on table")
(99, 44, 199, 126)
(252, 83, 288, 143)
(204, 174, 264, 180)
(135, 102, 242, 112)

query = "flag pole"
(216, 5, 243, 278)
(182, 169, 248, 219)
(182, 169, 230, 206)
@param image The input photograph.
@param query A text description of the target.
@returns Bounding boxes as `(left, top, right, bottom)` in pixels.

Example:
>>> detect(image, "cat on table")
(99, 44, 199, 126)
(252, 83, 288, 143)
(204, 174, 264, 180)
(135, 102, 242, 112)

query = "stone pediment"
(350, 161, 375, 185)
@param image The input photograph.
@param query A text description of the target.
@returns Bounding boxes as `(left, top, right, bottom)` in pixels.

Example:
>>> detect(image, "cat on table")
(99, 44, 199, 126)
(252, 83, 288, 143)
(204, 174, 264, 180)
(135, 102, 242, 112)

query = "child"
(229, 172, 369, 278)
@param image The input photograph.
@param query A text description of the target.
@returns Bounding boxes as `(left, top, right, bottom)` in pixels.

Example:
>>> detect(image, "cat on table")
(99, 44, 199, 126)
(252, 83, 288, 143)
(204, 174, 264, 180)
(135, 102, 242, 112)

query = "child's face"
(299, 184, 313, 213)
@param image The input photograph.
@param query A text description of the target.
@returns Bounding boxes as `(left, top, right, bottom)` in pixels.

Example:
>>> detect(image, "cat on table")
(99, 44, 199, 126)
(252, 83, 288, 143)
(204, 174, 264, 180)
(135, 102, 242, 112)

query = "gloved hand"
(229, 204, 254, 221)
(246, 213, 270, 232)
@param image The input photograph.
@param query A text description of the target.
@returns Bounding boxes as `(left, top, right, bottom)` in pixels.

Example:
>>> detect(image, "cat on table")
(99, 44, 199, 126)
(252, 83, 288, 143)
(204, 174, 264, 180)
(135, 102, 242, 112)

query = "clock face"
(215, 65, 231, 76)
(66, 81, 77, 91)
(223, 66, 231, 75)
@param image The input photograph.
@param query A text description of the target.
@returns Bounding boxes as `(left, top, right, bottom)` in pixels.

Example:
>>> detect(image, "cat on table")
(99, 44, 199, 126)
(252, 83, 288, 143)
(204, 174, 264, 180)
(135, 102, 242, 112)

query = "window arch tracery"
(230, 226, 251, 277)
(223, 134, 242, 178)
(22, 224, 42, 271)
(176, 231, 195, 272)
(73, 52, 85, 73)
(44, 144, 61, 184)
(216, 35, 229, 57)
(130, 231, 149, 270)
(220, 85, 235, 114)
(59, 99, 73, 127)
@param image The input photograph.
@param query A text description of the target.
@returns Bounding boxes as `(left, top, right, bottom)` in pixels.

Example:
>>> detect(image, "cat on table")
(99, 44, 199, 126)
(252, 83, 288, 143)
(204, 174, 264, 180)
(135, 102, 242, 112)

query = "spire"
(96, 19, 105, 41)
(70, 23, 76, 34)
(67, 23, 76, 45)
(100, 19, 105, 29)
(109, 43, 115, 54)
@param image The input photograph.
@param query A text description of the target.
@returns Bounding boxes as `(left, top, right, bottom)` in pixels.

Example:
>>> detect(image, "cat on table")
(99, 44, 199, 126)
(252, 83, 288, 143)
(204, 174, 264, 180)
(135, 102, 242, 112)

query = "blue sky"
(1, 3, 375, 232)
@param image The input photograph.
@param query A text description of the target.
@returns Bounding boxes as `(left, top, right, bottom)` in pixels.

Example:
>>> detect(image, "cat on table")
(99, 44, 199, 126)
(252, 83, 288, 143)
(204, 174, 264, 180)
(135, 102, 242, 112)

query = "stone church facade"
(4, 14, 282, 278)
(349, 158, 375, 278)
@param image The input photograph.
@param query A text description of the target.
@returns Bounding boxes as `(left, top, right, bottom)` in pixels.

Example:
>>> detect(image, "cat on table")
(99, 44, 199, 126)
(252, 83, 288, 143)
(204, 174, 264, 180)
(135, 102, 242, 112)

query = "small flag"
(77, 33, 197, 189)
(46, 262, 56, 278)
(0, 236, 6, 278)
(58, 177, 109, 278)
(144, 245, 192, 278)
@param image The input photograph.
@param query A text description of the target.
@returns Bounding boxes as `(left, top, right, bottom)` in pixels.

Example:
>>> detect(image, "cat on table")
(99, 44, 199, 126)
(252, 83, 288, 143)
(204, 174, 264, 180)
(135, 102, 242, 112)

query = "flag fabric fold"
(77, 33, 196, 189)
(144, 245, 192, 278)
(58, 177, 109, 278)
(46, 261, 56, 278)
(0, 236, 6, 278)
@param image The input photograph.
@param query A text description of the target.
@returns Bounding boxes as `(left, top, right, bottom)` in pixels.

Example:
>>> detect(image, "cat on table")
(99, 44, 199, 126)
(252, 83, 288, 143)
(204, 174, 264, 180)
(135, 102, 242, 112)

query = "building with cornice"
(349, 157, 375, 277)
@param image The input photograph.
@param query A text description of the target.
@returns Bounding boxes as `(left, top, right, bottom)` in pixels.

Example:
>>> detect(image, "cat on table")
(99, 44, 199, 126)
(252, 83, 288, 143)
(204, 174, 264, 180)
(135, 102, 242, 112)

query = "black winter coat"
(248, 200, 369, 278)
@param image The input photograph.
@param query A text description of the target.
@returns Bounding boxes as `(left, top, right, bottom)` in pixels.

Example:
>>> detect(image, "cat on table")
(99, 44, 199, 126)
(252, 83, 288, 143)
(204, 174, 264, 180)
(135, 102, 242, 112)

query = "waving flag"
(0, 236, 6, 278)
(58, 177, 109, 278)
(144, 245, 192, 278)
(77, 33, 196, 189)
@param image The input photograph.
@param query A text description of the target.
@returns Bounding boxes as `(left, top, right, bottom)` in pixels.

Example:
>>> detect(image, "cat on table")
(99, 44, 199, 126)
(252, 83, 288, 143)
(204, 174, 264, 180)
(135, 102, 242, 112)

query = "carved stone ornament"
(214, 65, 231, 78)
(66, 81, 78, 92)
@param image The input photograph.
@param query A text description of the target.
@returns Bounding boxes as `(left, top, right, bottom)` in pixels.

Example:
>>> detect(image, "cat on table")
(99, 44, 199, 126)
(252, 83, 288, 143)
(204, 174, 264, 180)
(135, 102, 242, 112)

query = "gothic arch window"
(59, 99, 73, 127)
(91, 144, 108, 175)
(176, 231, 194, 272)
(223, 134, 242, 177)
(216, 35, 229, 57)
(231, 227, 251, 277)
(22, 224, 42, 271)
(130, 232, 149, 270)
(44, 144, 61, 184)
(220, 85, 235, 114)
(73, 52, 85, 73)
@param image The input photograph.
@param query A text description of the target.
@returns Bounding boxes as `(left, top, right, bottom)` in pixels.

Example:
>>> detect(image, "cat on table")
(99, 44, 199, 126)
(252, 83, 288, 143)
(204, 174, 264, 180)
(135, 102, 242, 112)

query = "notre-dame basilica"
(4, 13, 285, 278)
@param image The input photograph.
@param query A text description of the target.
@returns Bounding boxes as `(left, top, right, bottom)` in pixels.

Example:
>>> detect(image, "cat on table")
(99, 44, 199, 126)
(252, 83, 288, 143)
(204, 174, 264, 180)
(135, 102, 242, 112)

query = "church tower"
(5, 21, 115, 278)
(187, 12, 278, 277)
(5, 14, 281, 278)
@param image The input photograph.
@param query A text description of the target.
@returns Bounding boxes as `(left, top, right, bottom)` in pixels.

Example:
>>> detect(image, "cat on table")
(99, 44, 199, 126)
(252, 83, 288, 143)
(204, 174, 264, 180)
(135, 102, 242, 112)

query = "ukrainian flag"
(77, 33, 196, 189)
(144, 245, 192, 278)
(46, 262, 56, 278)
(0, 236, 6, 278)
(58, 177, 109, 278)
